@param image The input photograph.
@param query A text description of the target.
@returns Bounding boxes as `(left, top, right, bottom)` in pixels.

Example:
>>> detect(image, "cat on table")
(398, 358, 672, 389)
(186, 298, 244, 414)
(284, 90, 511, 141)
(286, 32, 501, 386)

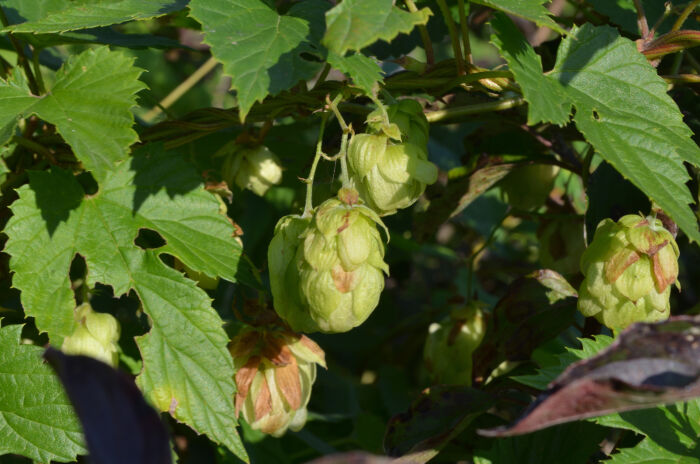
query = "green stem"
(326, 94, 352, 187)
(368, 93, 391, 128)
(312, 63, 331, 90)
(303, 112, 329, 218)
(670, 50, 685, 75)
(435, 0, 466, 75)
(425, 97, 525, 123)
(663, 73, 700, 84)
(385, 70, 513, 90)
(686, 51, 700, 72)
(142, 56, 219, 123)
(672, 0, 700, 31)
(458, 0, 472, 63)
(404, 0, 435, 65)
(0, 6, 40, 95)
(31, 48, 46, 94)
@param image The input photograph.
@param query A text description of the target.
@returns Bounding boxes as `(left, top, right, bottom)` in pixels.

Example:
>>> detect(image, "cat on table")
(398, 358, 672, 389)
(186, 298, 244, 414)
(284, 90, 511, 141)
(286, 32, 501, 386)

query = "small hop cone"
(223, 145, 282, 196)
(347, 100, 437, 216)
(578, 214, 680, 329)
(230, 327, 325, 437)
(293, 189, 390, 333)
(538, 216, 586, 276)
(62, 303, 121, 367)
(499, 164, 559, 211)
(423, 302, 486, 385)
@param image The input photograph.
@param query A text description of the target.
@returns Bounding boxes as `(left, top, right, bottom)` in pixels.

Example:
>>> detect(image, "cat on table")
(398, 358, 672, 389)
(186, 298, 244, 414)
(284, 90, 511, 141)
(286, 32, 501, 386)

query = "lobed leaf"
(327, 51, 384, 95)
(0, 324, 86, 462)
(473, 0, 565, 35)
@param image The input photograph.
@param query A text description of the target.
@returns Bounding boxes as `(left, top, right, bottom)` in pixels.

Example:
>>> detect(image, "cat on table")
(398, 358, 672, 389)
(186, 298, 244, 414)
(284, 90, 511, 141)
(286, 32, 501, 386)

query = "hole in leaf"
(592, 110, 601, 121)
(134, 228, 166, 250)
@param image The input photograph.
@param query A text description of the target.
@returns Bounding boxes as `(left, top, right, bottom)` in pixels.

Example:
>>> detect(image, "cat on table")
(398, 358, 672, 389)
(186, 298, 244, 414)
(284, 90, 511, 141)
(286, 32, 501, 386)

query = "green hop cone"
(229, 326, 326, 437)
(538, 216, 586, 276)
(578, 214, 680, 329)
(499, 164, 559, 211)
(347, 100, 438, 215)
(62, 303, 121, 367)
(223, 145, 282, 196)
(423, 302, 486, 385)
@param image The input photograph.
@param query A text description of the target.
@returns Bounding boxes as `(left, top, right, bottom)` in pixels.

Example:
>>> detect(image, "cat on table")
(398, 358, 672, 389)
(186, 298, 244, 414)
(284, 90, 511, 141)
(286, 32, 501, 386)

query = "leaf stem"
(404, 0, 434, 66)
(633, 0, 650, 39)
(425, 97, 525, 123)
(458, 0, 472, 63)
(31, 47, 46, 94)
(326, 94, 351, 187)
(672, 0, 700, 31)
(302, 111, 329, 218)
(142, 56, 219, 123)
(0, 6, 40, 95)
(435, 0, 466, 75)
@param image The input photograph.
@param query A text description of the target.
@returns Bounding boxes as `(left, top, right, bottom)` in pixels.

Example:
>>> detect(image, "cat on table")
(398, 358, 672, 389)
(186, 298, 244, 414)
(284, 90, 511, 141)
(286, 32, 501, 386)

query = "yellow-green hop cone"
(294, 188, 390, 333)
(268, 214, 315, 332)
(62, 303, 121, 367)
(223, 145, 282, 196)
(423, 302, 486, 385)
(347, 101, 437, 216)
(578, 214, 679, 329)
(230, 326, 325, 437)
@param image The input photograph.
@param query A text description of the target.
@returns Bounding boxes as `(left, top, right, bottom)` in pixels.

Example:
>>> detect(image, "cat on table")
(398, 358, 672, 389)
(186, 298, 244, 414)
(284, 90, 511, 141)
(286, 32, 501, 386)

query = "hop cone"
(578, 214, 679, 329)
(229, 326, 325, 437)
(62, 303, 121, 367)
(223, 145, 282, 196)
(423, 302, 486, 385)
(347, 100, 437, 215)
(499, 164, 558, 211)
(538, 216, 586, 276)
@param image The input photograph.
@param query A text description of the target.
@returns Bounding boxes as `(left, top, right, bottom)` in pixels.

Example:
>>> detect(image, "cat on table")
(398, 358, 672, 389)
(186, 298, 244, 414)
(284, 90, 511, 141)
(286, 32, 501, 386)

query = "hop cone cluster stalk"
(578, 214, 680, 329)
(222, 145, 282, 196)
(62, 303, 121, 367)
(423, 302, 486, 385)
(347, 100, 438, 216)
(229, 326, 325, 437)
(268, 188, 389, 333)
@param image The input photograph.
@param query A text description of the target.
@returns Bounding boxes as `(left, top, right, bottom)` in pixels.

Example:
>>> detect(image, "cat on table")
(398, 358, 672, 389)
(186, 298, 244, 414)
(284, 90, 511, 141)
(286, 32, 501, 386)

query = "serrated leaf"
(491, 15, 700, 243)
(0, 324, 86, 462)
(327, 51, 383, 95)
(322, 0, 431, 55)
(189, 0, 329, 121)
(473, 0, 565, 34)
(4, 144, 249, 461)
(0, 46, 145, 181)
(607, 436, 698, 464)
(4, 0, 188, 33)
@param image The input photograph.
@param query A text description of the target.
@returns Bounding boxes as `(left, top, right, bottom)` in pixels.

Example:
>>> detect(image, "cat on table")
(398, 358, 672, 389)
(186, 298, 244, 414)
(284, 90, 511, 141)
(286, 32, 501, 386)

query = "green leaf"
(189, 0, 329, 121)
(322, 0, 431, 55)
(0, 324, 86, 462)
(0, 46, 145, 181)
(4, 144, 249, 461)
(491, 15, 700, 243)
(607, 436, 699, 464)
(473, 0, 565, 34)
(327, 51, 383, 95)
(4, 0, 188, 33)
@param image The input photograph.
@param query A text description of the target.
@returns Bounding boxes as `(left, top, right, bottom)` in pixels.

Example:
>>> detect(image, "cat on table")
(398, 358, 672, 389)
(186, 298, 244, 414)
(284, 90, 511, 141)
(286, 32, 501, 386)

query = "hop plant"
(347, 100, 438, 215)
(578, 214, 680, 329)
(538, 216, 586, 276)
(499, 164, 559, 211)
(269, 188, 390, 333)
(222, 145, 282, 196)
(423, 302, 486, 385)
(174, 258, 220, 290)
(61, 303, 121, 367)
(229, 326, 325, 437)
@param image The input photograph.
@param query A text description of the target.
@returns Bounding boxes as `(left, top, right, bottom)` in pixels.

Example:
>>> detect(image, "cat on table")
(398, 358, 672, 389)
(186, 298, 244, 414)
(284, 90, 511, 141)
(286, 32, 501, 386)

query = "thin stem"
(633, 0, 650, 39)
(404, 0, 434, 66)
(425, 97, 525, 123)
(325, 94, 352, 187)
(649, 1, 673, 37)
(670, 50, 685, 75)
(435, 0, 466, 75)
(311, 63, 331, 90)
(367, 93, 390, 128)
(458, 0, 472, 63)
(302, 112, 329, 218)
(663, 73, 700, 84)
(31, 48, 46, 94)
(672, 0, 700, 31)
(686, 51, 700, 72)
(142, 56, 219, 123)
(0, 6, 40, 95)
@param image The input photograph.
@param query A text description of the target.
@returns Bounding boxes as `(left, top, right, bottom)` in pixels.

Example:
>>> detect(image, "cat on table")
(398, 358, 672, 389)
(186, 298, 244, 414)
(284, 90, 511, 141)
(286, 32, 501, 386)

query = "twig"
(31, 47, 46, 94)
(662, 73, 700, 84)
(457, 0, 472, 63)
(435, 0, 466, 75)
(425, 97, 525, 123)
(672, 0, 700, 31)
(404, 0, 434, 66)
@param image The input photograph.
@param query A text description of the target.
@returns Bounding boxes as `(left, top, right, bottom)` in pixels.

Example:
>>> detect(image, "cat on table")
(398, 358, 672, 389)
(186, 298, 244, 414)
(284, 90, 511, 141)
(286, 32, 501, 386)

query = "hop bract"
(423, 302, 486, 385)
(62, 303, 121, 367)
(347, 100, 438, 215)
(229, 326, 325, 437)
(223, 145, 282, 196)
(578, 214, 679, 329)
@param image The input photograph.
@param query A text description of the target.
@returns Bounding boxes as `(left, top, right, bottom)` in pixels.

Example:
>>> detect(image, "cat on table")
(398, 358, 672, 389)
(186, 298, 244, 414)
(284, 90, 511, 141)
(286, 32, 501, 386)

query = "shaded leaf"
(44, 348, 171, 464)
(491, 15, 700, 242)
(322, 0, 431, 55)
(327, 51, 383, 95)
(474, 0, 565, 34)
(0, 325, 85, 462)
(481, 316, 700, 437)
(0, 46, 145, 181)
(384, 386, 494, 462)
(189, 0, 329, 121)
